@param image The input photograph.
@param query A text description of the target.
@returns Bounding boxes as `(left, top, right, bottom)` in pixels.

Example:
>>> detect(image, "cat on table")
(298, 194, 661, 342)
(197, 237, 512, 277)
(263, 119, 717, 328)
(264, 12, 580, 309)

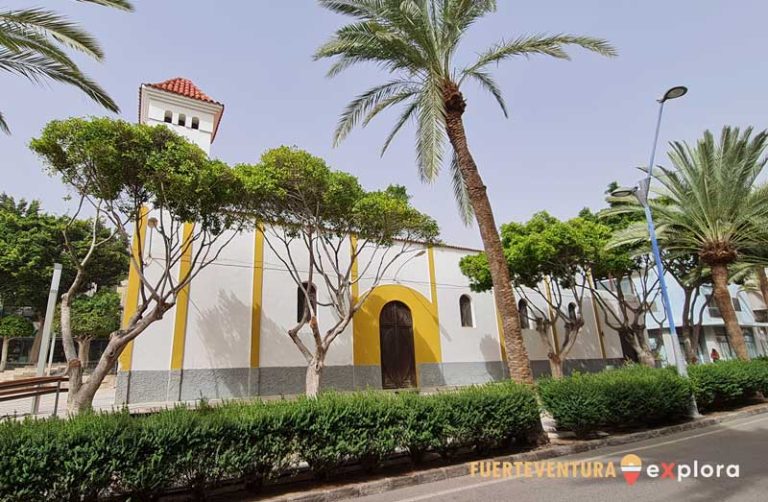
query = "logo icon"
(620, 454, 642, 485)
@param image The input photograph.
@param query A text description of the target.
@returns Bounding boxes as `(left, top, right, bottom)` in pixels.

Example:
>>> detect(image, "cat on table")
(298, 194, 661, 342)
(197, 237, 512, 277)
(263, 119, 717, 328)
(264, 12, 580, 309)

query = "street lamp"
(611, 85, 699, 416)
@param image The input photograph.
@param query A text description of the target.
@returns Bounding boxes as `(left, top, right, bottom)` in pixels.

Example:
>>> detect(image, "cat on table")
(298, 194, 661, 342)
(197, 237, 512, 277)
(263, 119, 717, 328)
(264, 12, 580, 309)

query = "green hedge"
(688, 359, 768, 411)
(537, 365, 692, 436)
(0, 382, 540, 501)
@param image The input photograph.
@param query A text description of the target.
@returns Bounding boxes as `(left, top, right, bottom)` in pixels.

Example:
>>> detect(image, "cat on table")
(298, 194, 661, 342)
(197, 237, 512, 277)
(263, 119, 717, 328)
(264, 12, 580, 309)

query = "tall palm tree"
(0, 0, 133, 133)
(314, 0, 616, 383)
(612, 127, 768, 360)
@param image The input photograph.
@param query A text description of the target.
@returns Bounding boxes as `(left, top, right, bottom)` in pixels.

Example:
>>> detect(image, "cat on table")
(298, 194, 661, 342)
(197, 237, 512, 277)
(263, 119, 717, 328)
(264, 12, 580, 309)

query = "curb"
(258, 403, 768, 502)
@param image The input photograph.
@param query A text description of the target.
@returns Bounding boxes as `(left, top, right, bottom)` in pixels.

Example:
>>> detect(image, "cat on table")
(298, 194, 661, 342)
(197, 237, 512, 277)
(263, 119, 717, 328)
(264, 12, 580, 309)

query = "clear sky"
(2, 1, 767, 247)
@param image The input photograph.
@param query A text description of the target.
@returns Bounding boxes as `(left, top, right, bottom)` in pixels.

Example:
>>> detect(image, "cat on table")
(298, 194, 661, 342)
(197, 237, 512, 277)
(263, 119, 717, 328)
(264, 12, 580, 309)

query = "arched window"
(191, 116, 200, 130)
(177, 113, 187, 127)
(568, 302, 578, 323)
(518, 299, 530, 329)
(459, 294, 473, 327)
(163, 110, 172, 123)
(297, 282, 317, 323)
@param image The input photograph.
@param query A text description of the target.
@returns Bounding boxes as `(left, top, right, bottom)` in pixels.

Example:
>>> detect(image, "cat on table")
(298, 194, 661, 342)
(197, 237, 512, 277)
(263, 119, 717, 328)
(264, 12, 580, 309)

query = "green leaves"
(538, 365, 692, 436)
(235, 146, 439, 244)
(460, 211, 624, 291)
(53, 290, 121, 340)
(30, 118, 246, 237)
(0, 315, 34, 338)
(0, 383, 540, 498)
(0, 193, 128, 314)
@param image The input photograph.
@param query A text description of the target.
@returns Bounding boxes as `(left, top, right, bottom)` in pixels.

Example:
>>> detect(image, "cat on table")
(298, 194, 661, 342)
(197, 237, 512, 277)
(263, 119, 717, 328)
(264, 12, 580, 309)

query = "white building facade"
(115, 79, 626, 404)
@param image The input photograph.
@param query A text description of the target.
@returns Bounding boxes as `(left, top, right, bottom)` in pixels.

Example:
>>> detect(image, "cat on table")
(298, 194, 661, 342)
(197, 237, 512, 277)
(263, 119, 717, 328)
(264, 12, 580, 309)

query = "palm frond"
(76, 0, 134, 11)
(450, 151, 473, 224)
(333, 80, 416, 145)
(1, 9, 104, 60)
(0, 48, 117, 111)
(462, 33, 616, 77)
(380, 98, 418, 155)
(415, 77, 446, 182)
(0, 110, 9, 134)
(462, 69, 507, 117)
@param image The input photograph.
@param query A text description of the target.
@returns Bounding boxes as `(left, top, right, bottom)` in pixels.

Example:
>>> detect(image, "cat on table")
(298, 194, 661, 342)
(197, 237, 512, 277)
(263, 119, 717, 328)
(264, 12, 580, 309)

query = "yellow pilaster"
(170, 223, 194, 370)
(118, 207, 149, 371)
(250, 226, 265, 368)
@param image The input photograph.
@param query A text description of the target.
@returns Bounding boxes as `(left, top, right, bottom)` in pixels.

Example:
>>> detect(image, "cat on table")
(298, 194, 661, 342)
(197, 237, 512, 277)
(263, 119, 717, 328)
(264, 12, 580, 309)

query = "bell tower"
(138, 77, 224, 155)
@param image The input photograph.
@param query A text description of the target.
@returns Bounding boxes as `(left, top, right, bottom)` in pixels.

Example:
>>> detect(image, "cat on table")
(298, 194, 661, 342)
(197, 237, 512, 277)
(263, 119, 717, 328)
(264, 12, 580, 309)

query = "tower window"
(459, 294, 473, 327)
(177, 113, 186, 127)
(191, 117, 200, 130)
(163, 110, 172, 123)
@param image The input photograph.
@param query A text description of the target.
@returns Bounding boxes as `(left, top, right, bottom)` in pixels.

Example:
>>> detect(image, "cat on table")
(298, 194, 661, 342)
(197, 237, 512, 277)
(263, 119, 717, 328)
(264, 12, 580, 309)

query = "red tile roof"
(145, 77, 222, 106)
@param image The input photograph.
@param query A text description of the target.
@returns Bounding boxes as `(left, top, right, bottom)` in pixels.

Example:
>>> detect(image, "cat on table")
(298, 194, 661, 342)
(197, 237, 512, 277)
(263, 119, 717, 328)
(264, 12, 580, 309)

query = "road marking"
(388, 414, 768, 502)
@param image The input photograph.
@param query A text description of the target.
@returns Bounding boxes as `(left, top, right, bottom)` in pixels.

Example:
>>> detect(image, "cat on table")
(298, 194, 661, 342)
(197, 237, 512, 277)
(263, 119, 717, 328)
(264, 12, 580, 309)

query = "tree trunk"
(443, 83, 533, 384)
(625, 328, 655, 367)
(28, 313, 44, 364)
(77, 338, 91, 370)
(0, 337, 8, 372)
(711, 264, 749, 360)
(679, 287, 697, 363)
(548, 353, 564, 379)
(305, 356, 323, 398)
(757, 267, 768, 307)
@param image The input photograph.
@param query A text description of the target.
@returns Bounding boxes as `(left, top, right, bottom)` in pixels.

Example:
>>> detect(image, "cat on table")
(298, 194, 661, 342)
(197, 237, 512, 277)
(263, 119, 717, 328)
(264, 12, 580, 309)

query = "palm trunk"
(443, 84, 533, 384)
(680, 287, 697, 363)
(757, 267, 768, 307)
(711, 264, 749, 360)
(0, 337, 8, 372)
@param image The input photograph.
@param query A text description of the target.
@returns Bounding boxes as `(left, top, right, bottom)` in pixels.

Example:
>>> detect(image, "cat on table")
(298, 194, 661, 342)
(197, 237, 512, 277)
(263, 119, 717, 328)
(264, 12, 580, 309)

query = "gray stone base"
(530, 358, 626, 379)
(115, 358, 626, 404)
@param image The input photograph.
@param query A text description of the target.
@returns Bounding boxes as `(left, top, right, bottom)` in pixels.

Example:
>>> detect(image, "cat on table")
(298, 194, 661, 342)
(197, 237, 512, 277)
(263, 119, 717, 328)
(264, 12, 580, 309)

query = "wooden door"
(380, 301, 416, 389)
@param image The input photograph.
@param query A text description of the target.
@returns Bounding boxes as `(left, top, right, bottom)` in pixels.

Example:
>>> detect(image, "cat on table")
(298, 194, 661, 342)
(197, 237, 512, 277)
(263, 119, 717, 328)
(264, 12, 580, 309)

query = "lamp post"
(611, 86, 699, 416)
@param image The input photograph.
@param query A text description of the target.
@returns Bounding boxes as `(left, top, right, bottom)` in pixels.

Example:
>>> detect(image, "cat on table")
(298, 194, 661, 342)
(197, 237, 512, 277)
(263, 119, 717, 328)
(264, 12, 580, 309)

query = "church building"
(115, 78, 626, 405)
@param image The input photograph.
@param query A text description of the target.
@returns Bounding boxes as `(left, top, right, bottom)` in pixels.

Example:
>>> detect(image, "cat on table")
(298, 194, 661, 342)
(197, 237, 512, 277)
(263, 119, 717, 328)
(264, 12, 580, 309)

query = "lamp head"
(610, 186, 638, 198)
(659, 86, 688, 103)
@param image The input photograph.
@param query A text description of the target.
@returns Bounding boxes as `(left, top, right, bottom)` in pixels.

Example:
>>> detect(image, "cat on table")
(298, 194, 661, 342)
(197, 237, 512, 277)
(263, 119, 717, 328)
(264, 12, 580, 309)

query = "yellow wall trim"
(118, 207, 149, 371)
(353, 284, 441, 367)
(250, 227, 265, 368)
(170, 223, 194, 370)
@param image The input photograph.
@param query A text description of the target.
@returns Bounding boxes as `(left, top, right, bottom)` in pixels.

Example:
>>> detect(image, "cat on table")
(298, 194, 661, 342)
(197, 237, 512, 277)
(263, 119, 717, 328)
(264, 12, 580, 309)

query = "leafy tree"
(0, 0, 133, 133)
(461, 212, 615, 377)
(610, 127, 768, 361)
(237, 147, 439, 396)
(0, 315, 34, 371)
(0, 194, 129, 361)
(315, 0, 616, 384)
(54, 290, 121, 368)
(30, 117, 262, 413)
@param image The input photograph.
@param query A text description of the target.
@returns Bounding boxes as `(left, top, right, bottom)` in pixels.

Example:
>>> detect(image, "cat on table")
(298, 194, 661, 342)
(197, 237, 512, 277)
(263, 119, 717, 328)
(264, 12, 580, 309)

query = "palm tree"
(612, 127, 768, 360)
(0, 0, 133, 133)
(314, 0, 616, 383)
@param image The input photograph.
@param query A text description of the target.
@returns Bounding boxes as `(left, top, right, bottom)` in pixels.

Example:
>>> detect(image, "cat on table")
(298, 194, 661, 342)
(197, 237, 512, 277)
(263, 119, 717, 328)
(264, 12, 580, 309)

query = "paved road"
(357, 413, 768, 502)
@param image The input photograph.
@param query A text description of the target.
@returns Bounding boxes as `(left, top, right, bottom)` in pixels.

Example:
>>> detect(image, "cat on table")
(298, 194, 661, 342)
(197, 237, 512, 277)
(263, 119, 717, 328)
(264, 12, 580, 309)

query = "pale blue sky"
(2, 1, 767, 247)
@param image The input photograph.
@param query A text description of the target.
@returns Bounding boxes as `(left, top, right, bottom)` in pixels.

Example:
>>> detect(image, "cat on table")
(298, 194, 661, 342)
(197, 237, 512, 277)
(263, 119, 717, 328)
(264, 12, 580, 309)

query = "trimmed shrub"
(688, 359, 768, 411)
(0, 382, 540, 500)
(538, 365, 692, 436)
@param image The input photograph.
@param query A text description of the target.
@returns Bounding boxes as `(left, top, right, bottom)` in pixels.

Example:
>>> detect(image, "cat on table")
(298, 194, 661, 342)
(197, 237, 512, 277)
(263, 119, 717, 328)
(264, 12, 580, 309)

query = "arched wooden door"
(380, 301, 416, 389)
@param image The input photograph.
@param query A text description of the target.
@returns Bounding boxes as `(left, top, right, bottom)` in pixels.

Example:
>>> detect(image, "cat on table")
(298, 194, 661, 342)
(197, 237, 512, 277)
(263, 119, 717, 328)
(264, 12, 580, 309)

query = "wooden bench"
(0, 375, 68, 417)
